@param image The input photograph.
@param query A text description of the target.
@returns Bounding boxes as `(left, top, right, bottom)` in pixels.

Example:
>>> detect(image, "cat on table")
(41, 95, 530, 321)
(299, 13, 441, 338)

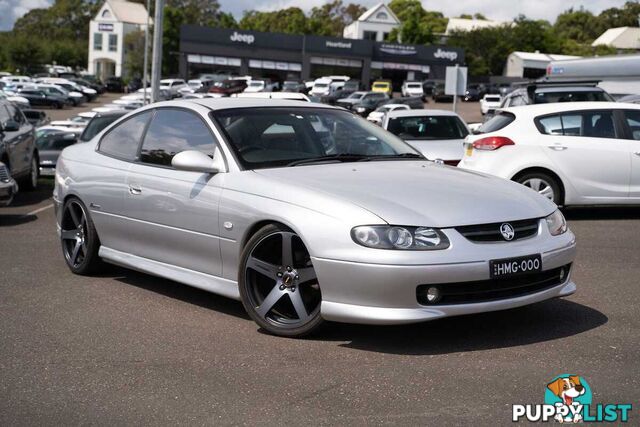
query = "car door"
(5, 103, 33, 175)
(620, 109, 640, 199)
(90, 110, 153, 253)
(124, 107, 224, 277)
(538, 110, 631, 201)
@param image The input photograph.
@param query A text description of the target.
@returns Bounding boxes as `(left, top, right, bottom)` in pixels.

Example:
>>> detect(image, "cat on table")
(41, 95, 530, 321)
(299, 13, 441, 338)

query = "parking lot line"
(26, 203, 54, 217)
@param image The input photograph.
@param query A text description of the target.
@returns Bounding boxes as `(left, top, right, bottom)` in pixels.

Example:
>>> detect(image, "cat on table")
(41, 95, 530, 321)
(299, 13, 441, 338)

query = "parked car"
(383, 96, 425, 109)
(459, 102, 640, 206)
(180, 79, 214, 95)
(54, 98, 576, 337)
(499, 83, 614, 108)
(0, 90, 30, 109)
(160, 79, 188, 98)
(371, 80, 392, 96)
(0, 99, 38, 191)
(22, 109, 49, 127)
(383, 109, 470, 165)
(401, 81, 424, 98)
(281, 80, 306, 93)
(480, 94, 502, 115)
(335, 91, 369, 109)
(351, 92, 389, 116)
(422, 80, 436, 96)
(36, 130, 79, 176)
(105, 76, 125, 93)
(70, 77, 106, 95)
(208, 79, 247, 97)
(432, 83, 453, 102)
(34, 84, 81, 106)
(17, 89, 67, 109)
(79, 110, 127, 142)
(0, 161, 18, 206)
(244, 79, 277, 93)
(366, 103, 410, 125)
(126, 77, 143, 93)
(310, 78, 334, 97)
(38, 78, 95, 102)
(464, 86, 480, 102)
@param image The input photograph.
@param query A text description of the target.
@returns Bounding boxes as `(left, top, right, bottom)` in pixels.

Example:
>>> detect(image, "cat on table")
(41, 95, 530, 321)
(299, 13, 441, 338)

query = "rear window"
(477, 112, 515, 134)
(484, 96, 500, 102)
(387, 115, 469, 140)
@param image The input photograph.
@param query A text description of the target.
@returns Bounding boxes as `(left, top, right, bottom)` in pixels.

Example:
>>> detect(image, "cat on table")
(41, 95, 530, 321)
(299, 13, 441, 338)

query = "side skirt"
(98, 246, 240, 301)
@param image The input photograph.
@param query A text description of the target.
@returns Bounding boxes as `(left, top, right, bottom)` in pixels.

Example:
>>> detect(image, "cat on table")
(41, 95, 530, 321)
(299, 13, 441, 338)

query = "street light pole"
(150, 0, 165, 103)
(142, 0, 150, 104)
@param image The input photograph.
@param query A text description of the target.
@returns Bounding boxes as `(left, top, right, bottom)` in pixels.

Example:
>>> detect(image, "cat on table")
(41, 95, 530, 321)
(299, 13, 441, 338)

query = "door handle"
(129, 185, 142, 195)
(548, 145, 568, 151)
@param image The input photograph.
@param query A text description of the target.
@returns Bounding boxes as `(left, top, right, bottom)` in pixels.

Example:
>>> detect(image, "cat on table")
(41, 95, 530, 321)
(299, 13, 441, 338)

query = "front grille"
(416, 264, 571, 305)
(456, 218, 540, 242)
(0, 164, 9, 181)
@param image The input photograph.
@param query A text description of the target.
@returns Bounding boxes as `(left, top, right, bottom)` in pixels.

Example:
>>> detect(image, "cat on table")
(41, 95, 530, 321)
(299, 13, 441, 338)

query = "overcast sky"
(0, 0, 631, 31)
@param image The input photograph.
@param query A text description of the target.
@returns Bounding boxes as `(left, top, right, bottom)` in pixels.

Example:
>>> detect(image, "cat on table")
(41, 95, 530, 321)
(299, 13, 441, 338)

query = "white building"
(87, 0, 150, 80)
(504, 51, 581, 78)
(343, 3, 400, 42)
(592, 27, 640, 50)
(444, 18, 507, 35)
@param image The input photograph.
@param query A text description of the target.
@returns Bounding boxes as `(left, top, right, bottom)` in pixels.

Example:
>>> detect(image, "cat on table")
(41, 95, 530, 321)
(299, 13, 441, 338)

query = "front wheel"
(60, 198, 103, 275)
(239, 224, 323, 337)
(19, 156, 38, 190)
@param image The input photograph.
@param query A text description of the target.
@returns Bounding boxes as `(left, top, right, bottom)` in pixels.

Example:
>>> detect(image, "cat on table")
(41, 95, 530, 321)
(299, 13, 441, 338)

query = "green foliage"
(387, 0, 447, 43)
(124, 30, 147, 79)
(240, 8, 308, 34)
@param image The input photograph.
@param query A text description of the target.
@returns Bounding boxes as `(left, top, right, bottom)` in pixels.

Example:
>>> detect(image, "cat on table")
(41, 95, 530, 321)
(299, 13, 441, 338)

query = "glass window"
(212, 107, 419, 170)
(108, 34, 117, 52)
(387, 115, 469, 140)
(140, 109, 217, 167)
(80, 114, 125, 142)
(560, 114, 582, 136)
(534, 90, 614, 104)
(0, 106, 11, 126)
(363, 31, 377, 40)
(94, 33, 103, 50)
(36, 132, 77, 150)
(538, 115, 563, 135)
(98, 111, 151, 160)
(5, 104, 24, 124)
(477, 112, 515, 134)
(624, 110, 640, 140)
(581, 112, 616, 138)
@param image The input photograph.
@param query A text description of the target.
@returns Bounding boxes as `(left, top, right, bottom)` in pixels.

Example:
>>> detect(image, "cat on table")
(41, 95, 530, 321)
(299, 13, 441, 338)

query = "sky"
(0, 0, 632, 31)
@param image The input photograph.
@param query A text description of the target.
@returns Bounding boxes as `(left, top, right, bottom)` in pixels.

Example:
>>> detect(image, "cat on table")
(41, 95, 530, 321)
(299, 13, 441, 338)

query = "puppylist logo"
(512, 374, 632, 423)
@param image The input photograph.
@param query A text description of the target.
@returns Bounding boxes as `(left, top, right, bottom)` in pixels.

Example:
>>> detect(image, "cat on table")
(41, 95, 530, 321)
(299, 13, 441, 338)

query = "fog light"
(559, 268, 566, 282)
(426, 286, 441, 304)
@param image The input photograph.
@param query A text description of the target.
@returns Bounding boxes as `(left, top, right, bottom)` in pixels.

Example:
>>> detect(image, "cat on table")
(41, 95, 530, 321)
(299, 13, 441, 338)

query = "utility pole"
(142, 0, 151, 104)
(150, 0, 165, 103)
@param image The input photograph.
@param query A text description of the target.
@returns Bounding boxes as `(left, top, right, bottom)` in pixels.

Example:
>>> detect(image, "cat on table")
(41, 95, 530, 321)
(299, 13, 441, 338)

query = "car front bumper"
(0, 177, 18, 207)
(314, 229, 576, 325)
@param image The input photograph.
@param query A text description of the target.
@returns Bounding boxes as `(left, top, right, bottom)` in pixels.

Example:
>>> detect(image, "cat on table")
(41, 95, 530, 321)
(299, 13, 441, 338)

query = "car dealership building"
(179, 25, 465, 89)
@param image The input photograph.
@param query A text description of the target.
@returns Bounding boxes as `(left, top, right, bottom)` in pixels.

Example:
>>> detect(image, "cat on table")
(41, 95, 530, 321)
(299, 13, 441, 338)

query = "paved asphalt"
(1, 178, 639, 425)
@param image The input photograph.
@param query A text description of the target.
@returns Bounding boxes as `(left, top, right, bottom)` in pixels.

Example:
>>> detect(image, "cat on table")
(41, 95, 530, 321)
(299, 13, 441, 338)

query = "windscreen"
(212, 107, 419, 170)
(80, 115, 124, 142)
(534, 90, 614, 103)
(386, 115, 469, 140)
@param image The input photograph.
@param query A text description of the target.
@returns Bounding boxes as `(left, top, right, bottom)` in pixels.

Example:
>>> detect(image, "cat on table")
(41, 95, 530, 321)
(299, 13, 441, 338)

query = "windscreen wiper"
(366, 153, 424, 161)
(287, 154, 372, 167)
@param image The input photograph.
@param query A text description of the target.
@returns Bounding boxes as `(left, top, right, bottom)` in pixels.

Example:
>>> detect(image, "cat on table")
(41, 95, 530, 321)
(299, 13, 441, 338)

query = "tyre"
(239, 224, 323, 337)
(18, 156, 38, 191)
(516, 172, 562, 206)
(60, 198, 103, 275)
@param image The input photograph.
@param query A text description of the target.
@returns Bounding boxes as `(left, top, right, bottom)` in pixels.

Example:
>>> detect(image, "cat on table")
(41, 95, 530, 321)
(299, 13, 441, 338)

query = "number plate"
(490, 254, 542, 279)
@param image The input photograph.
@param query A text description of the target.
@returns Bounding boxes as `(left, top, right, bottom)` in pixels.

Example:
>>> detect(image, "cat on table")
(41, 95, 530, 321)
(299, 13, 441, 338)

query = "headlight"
(351, 225, 450, 250)
(545, 210, 567, 236)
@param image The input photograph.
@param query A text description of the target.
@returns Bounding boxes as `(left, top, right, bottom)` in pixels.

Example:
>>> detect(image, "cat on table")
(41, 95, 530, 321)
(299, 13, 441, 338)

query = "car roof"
(163, 98, 338, 111)
(386, 108, 460, 118)
(502, 101, 640, 116)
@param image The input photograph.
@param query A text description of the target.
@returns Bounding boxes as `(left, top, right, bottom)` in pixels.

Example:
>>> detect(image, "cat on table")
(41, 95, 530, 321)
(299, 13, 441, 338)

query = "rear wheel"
(239, 224, 323, 337)
(516, 172, 562, 206)
(60, 198, 102, 275)
(18, 156, 38, 191)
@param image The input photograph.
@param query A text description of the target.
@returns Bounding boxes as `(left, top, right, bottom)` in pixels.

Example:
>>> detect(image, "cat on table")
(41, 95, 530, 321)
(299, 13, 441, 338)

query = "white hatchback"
(458, 102, 640, 206)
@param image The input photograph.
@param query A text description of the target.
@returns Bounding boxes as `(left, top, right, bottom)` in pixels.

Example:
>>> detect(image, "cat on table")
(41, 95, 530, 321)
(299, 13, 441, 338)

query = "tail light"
(472, 136, 515, 151)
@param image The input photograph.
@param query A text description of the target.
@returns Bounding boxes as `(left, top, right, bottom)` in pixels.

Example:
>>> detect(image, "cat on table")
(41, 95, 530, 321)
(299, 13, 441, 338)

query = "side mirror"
(1, 120, 19, 132)
(171, 149, 225, 174)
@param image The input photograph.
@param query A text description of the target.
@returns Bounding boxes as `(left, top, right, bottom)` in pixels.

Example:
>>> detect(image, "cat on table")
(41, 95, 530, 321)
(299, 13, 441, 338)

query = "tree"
(307, 1, 366, 37)
(6, 35, 45, 74)
(553, 7, 600, 44)
(387, 0, 448, 43)
(124, 30, 147, 79)
(240, 8, 308, 34)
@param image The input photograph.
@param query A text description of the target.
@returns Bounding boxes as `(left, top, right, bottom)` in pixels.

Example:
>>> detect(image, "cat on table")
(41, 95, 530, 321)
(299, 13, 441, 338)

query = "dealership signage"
(378, 43, 416, 56)
(325, 41, 352, 49)
(98, 23, 113, 32)
(230, 31, 255, 45)
(434, 48, 459, 61)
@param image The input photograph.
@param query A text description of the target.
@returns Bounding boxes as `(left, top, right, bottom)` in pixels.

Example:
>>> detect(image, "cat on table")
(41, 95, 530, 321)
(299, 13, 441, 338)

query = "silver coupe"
(54, 99, 577, 337)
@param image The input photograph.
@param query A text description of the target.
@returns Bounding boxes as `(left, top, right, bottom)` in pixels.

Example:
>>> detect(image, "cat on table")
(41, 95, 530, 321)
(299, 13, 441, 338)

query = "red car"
(208, 79, 247, 96)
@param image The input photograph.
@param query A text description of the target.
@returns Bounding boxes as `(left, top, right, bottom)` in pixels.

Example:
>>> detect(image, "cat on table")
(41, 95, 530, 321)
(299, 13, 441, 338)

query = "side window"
(624, 110, 640, 140)
(6, 104, 24, 124)
(140, 109, 217, 167)
(510, 96, 526, 107)
(538, 115, 563, 135)
(0, 106, 11, 126)
(98, 111, 151, 160)
(580, 111, 616, 139)
(560, 114, 582, 136)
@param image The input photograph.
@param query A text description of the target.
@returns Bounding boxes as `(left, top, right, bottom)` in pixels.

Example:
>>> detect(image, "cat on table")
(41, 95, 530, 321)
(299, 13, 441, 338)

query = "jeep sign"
(230, 31, 255, 45)
(434, 48, 458, 61)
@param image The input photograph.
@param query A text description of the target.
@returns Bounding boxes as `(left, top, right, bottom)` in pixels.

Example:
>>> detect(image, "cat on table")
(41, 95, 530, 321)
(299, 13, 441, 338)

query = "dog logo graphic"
(545, 375, 592, 423)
